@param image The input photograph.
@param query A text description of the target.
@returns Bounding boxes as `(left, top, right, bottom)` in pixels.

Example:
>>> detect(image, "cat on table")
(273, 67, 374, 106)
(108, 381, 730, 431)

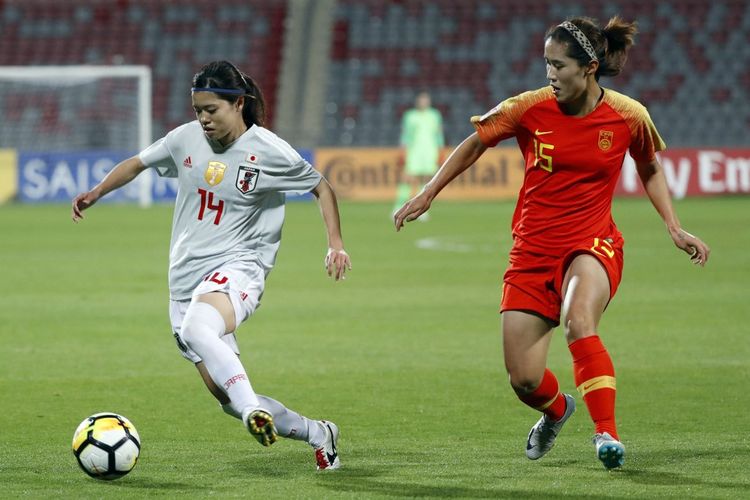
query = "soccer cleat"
(593, 432, 625, 469)
(314, 421, 340, 470)
(525, 393, 576, 460)
(245, 408, 278, 447)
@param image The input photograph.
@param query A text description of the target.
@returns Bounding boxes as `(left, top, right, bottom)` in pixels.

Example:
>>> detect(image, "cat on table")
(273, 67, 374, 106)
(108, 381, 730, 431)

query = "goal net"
(0, 65, 154, 205)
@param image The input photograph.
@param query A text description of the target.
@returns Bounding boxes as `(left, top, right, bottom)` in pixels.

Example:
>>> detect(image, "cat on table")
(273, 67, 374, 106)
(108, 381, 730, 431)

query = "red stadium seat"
(322, 0, 748, 147)
(0, 0, 287, 143)
(0, 0, 745, 148)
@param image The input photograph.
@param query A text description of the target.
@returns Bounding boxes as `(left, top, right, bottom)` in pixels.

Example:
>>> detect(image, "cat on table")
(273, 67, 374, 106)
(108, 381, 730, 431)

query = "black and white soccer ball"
(72, 412, 141, 480)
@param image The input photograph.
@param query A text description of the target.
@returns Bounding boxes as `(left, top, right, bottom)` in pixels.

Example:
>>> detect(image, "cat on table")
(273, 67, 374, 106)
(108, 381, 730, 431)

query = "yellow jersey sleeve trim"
(471, 87, 554, 146)
(603, 88, 667, 156)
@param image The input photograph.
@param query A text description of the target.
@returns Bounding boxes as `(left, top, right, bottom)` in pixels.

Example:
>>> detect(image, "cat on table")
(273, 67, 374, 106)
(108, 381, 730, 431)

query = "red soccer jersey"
(472, 86, 666, 256)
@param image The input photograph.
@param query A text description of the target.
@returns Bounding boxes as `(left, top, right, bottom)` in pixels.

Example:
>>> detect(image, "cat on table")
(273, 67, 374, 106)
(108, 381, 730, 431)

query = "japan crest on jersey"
(236, 165, 260, 194)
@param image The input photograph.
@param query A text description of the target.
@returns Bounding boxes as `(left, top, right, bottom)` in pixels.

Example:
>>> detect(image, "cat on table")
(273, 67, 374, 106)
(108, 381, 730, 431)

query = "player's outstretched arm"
(635, 158, 711, 266)
(312, 178, 351, 281)
(71, 155, 148, 222)
(394, 132, 487, 231)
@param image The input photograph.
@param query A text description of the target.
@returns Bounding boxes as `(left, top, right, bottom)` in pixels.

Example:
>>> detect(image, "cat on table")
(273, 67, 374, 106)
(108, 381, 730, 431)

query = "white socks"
(221, 403, 242, 419)
(182, 301, 328, 447)
(181, 302, 259, 416)
(306, 419, 327, 448)
(255, 395, 327, 446)
(222, 397, 326, 447)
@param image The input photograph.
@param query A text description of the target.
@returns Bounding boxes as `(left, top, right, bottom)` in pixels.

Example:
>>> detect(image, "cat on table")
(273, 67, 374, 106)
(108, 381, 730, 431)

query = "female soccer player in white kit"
(72, 61, 350, 470)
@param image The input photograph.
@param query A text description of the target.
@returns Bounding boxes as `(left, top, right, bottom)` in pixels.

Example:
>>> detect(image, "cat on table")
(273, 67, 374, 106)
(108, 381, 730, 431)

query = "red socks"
(513, 335, 619, 437)
(569, 335, 618, 439)
(516, 368, 567, 421)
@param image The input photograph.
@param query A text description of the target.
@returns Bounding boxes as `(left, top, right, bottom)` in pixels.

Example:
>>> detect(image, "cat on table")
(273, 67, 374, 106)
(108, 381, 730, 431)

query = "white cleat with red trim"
(314, 421, 340, 470)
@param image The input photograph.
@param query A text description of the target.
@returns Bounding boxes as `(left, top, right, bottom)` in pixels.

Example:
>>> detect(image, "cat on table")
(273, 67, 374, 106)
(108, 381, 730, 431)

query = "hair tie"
(558, 21, 598, 62)
(191, 87, 246, 95)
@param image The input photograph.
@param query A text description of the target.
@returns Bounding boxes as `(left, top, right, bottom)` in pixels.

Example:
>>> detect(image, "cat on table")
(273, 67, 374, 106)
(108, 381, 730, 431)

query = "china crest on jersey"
(236, 165, 260, 194)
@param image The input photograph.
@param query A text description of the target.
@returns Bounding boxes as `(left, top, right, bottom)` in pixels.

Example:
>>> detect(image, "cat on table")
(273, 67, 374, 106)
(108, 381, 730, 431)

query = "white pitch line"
(415, 237, 496, 253)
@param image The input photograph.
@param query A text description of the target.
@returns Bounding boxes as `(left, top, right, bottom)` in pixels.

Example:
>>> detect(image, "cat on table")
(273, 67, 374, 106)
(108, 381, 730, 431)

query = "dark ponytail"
(192, 60, 266, 127)
(599, 16, 638, 78)
(545, 16, 638, 80)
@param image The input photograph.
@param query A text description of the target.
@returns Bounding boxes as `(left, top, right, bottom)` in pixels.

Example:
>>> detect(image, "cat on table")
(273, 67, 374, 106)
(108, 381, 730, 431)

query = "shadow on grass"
(618, 445, 750, 490)
(314, 456, 624, 499)
(618, 468, 747, 489)
(103, 476, 201, 491)
(544, 446, 749, 492)
(315, 473, 633, 500)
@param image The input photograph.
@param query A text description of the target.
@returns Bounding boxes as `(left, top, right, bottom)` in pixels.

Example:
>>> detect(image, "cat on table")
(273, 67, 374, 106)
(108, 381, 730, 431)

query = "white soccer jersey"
(139, 121, 322, 300)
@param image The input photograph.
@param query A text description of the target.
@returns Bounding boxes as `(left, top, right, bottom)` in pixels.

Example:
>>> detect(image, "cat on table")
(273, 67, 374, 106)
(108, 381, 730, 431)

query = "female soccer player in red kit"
(394, 16, 710, 469)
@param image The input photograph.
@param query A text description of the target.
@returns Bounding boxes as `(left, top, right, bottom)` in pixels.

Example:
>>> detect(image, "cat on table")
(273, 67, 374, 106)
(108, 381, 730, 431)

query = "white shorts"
(168, 260, 266, 363)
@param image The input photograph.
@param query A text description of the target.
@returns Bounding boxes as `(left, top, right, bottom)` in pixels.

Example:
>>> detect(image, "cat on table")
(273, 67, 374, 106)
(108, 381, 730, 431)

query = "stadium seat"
(0, 0, 287, 146)
(322, 0, 748, 147)
(0, 0, 746, 149)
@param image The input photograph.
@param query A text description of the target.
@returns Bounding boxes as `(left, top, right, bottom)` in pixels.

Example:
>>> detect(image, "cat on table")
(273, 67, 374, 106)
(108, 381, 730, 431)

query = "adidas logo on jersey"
(183, 156, 193, 168)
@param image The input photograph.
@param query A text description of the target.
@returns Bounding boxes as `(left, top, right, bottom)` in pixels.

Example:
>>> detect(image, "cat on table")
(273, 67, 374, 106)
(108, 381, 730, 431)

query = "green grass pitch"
(0, 197, 748, 498)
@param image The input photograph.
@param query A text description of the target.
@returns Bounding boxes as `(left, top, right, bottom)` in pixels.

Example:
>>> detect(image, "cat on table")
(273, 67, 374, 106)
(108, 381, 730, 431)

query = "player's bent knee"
(563, 311, 597, 341)
(508, 373, 543, 395)
(181, 302, 227, 350)
(564, 323, 597, 343)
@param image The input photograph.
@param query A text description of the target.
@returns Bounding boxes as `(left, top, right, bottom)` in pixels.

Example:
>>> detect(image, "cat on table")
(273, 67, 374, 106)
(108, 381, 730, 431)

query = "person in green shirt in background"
(393, 91, 444, 220)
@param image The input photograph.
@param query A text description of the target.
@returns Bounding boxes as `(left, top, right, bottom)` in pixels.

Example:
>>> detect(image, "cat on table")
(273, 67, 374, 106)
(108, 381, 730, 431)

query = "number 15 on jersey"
(533, 138, 554, 172)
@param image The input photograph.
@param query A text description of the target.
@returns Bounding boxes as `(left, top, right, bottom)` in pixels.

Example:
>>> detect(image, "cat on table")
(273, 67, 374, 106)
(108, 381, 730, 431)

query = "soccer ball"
(72, 412, 141, 480)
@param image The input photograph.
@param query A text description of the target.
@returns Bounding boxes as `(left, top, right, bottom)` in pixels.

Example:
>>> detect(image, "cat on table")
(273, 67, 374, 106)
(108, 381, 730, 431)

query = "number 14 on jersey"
(197, 188, 224, 225)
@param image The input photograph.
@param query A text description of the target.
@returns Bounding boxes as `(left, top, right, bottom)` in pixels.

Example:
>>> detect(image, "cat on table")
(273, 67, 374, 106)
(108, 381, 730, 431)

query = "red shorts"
(500, 236, 624, 325)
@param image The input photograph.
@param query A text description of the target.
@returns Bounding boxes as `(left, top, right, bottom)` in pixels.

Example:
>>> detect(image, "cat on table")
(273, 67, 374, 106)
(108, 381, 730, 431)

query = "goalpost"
(0, 65, 154, 206)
